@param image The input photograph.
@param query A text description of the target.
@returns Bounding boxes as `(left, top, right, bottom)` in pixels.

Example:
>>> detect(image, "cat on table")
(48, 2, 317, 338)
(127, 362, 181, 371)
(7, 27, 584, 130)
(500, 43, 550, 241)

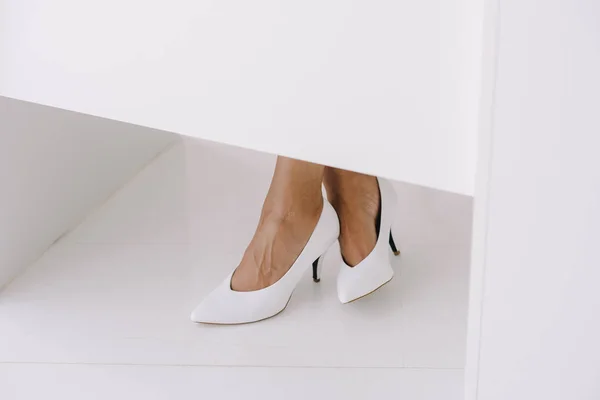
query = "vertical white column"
(467, 0, 600, 399)
(464, 0, 500, 397)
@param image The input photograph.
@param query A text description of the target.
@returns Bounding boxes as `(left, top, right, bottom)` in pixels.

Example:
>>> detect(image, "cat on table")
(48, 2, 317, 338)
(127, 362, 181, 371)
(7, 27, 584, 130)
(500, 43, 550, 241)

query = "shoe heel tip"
(393, 251, 401, 256)
(313, 277, 321, 283)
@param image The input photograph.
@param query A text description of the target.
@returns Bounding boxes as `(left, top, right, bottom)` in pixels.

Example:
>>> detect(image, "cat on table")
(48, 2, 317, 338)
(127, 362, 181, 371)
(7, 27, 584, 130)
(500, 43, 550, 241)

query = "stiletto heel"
(312, 256, 324, 282)
(191, 199, 339, 324)
(389, 231, 400, 256)
(337, 177, 397, 304)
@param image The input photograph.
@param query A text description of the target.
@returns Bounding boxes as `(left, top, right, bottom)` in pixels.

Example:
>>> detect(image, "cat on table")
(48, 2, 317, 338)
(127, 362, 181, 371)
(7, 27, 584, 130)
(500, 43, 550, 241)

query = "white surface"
(0, 97, 174, 288)
(1, 364, 463, 400)
(464, 0, 499, 397)
(468, 1, 600, 399)
(0, 140, 472, 398)
(0, 0, 483, 196)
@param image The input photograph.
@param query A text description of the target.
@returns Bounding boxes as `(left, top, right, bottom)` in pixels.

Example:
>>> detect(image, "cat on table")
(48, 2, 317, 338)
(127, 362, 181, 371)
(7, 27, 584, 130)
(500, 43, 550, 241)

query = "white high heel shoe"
(191, 199, 339, 324)
(337, 177, 400, 304)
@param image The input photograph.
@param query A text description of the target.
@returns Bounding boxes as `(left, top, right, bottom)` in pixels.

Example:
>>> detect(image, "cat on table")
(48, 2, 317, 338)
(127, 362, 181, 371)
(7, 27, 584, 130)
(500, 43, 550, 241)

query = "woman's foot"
(231, 157, 324, 292)
(323, 169, 380, 267)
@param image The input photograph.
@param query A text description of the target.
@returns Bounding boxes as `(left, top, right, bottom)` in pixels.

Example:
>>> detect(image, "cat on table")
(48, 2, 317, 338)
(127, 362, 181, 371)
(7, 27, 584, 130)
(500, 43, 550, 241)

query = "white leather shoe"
(191, 199, 339, 324)
(336, 177, 400, 304)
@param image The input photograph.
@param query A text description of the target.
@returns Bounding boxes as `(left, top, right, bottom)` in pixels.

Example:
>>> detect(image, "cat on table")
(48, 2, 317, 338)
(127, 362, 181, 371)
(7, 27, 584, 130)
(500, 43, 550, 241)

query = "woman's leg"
(323, 168, 380, 267)
(231, 156, 325, 291)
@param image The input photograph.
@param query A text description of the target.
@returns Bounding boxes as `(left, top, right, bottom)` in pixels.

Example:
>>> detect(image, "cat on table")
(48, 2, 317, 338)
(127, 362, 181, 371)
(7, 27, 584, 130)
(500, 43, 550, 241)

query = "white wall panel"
(468, 1, 600, 398)
(0, 97, 174, 288)
(0, 0, 483, 195)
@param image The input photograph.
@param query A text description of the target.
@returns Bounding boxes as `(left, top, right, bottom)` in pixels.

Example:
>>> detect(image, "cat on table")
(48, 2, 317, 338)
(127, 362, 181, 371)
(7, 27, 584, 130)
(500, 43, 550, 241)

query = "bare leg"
(231, 156, 325, 291)
(323, 168, 379, 267)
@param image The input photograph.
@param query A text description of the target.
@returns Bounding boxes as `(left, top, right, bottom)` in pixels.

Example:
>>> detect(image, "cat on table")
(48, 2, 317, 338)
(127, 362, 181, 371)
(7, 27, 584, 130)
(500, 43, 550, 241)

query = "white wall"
(0, 97, 175, 288)
(464, 0, 499, 396)
(467, 0, 600, 399)
(0, 0, 483, 196)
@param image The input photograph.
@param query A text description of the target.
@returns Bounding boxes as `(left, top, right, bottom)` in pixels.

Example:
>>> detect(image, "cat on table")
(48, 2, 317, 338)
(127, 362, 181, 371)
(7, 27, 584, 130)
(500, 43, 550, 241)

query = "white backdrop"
(466, 0, 600, 398)
(0, 98, 174, 288)
(0, 0, 483, 195)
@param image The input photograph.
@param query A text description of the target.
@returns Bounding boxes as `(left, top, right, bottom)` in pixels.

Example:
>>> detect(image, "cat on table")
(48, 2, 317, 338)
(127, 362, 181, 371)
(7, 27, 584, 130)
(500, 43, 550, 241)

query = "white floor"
(0, 139, 472, 399)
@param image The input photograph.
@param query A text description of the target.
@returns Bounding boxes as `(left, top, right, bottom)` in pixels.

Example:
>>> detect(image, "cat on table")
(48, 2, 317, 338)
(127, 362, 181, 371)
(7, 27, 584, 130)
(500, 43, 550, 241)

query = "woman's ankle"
(324, 168, 380, 266)
(261, 191, 323, 225)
